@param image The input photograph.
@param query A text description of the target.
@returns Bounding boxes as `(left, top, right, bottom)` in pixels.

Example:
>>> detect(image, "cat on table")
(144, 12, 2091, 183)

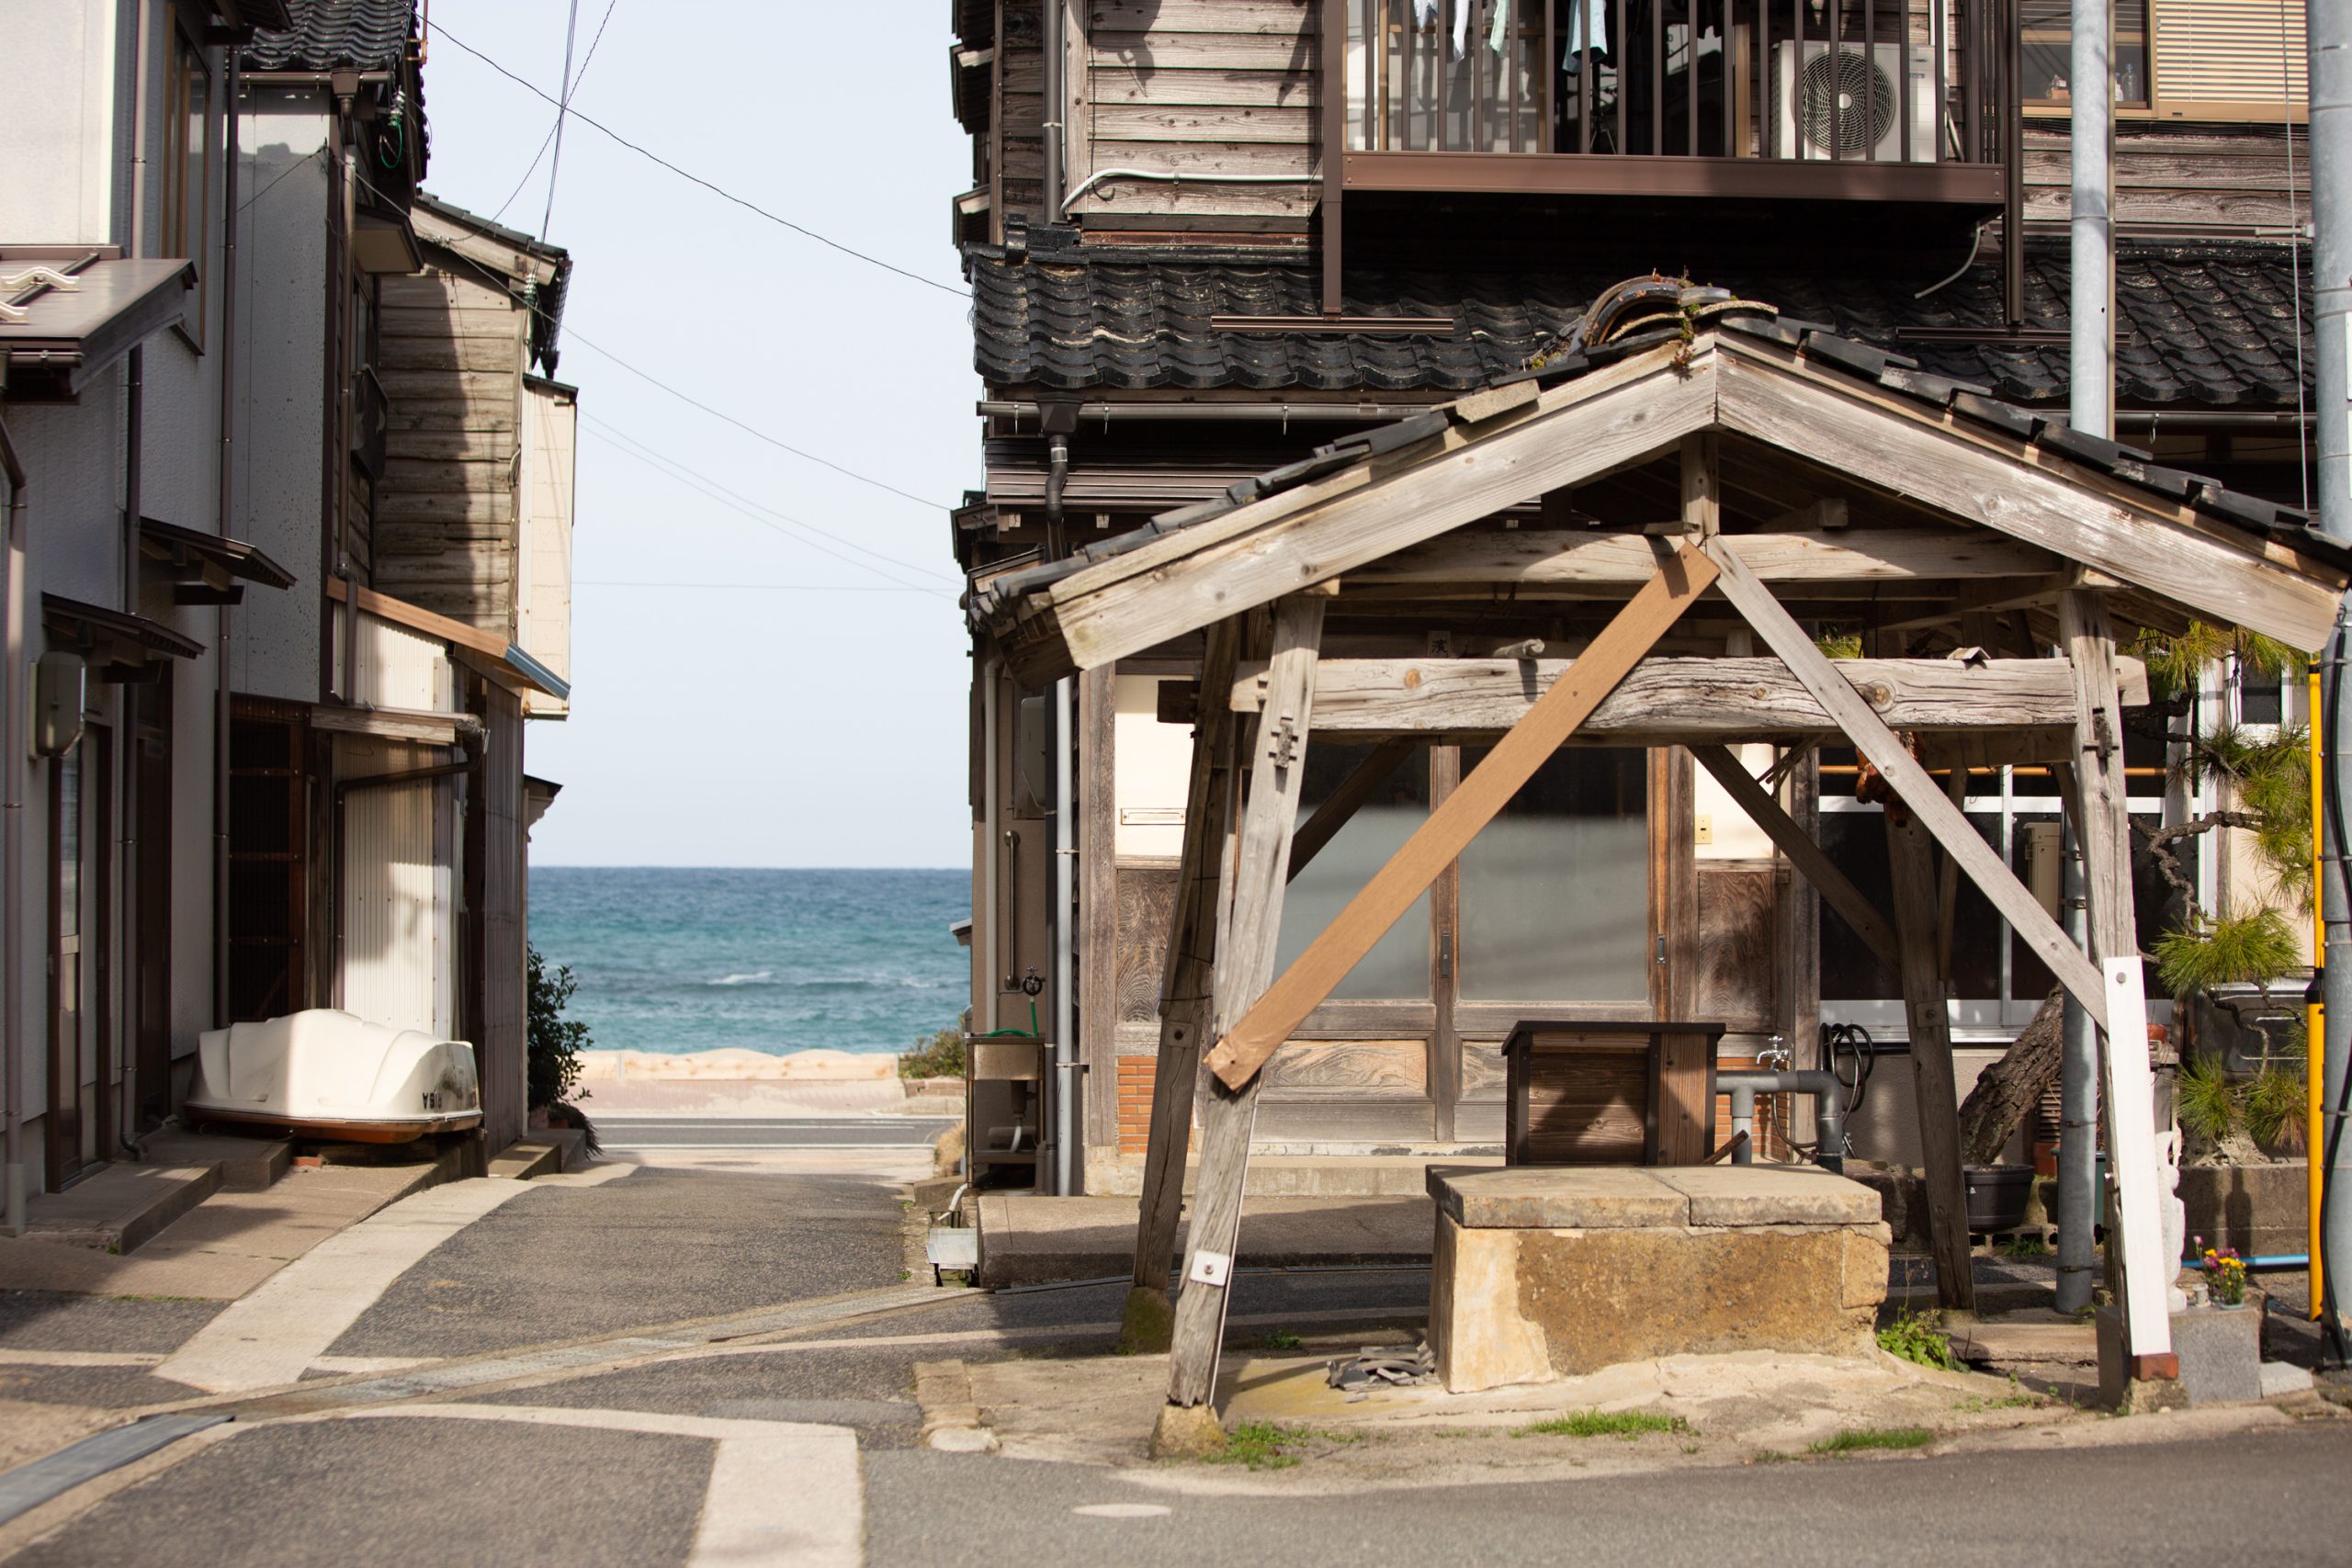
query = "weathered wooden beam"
(1204, 546, 1718, 1091)
(1690, 745, 1899, 970)
(1761, 497, 1849, 530)
(1159, 598, 1326, 1447)
(1124, 619, 1244, 1348)
(1227, 654, 2147, 739)
(1030, 345, 1720, 678)
(1870, 568, 2127, 634)
(1715, 344, 2344, 649)
(1682, 431, 1721, 539)
(1351, 528, 2058, 590)
(2059, 589, 2175, 1370)
(1886, 812, 1979, 1313)
(1286, 737, 1416, 884)
(1702, 536, 2111, 1028)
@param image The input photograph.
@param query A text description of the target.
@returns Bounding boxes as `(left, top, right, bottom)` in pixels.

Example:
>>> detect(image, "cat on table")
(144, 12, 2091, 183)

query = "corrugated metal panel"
(516, 382, 574, 718)
(2154, 0, 2306, 108)
(341, 779, 453, 1037)
(353, 611, 455, 713)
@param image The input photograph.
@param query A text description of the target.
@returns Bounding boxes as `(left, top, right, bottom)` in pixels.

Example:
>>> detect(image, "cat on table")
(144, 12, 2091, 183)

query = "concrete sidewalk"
(974, 1194, 1433, 1286)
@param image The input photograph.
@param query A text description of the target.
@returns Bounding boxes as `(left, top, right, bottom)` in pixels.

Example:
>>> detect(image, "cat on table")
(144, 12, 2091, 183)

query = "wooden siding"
(1069, 0, 1318, 231)
(2023, 125, 2307, 233)
(374, 269, 525, 634)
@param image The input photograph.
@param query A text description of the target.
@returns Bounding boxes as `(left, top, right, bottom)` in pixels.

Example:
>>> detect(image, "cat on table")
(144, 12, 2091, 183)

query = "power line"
(564, 328, 955, 512)
(491, 0, 619, 225)
(578, 581, 944, 593)
(429, 21, 966, 299)
(579, 417, 956, 598)
(539, 0, 589, 242)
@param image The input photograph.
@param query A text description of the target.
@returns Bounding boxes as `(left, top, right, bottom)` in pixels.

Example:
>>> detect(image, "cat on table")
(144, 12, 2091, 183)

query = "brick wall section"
(1118, 1056, 1156, 1154)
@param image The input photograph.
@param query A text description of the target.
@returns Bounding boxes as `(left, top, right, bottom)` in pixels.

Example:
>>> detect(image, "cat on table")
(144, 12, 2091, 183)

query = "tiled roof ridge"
(971, 294, 2342, 624)
(243, 0, 417, 73)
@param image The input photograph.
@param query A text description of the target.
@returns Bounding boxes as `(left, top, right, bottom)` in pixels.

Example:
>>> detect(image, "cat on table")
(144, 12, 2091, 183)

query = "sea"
(526, 866, 968, 1057)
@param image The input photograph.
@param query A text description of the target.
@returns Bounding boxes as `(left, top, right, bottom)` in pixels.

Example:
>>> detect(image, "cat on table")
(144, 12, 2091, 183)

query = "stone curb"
(911, 1359, 999, 1453)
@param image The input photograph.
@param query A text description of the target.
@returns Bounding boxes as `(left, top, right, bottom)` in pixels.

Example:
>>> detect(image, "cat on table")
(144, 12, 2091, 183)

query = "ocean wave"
(707, 970, 775, 987)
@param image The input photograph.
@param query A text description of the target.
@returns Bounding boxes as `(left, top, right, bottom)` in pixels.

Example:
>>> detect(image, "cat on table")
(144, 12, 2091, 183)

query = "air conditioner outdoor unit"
(1770, 40, 1939, 164)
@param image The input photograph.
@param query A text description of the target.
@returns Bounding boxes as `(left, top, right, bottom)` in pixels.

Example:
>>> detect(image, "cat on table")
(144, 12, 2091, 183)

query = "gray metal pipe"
(2068, 0, 2114, 443)
(2057, 820, 2098, 1313)
(1041, 0, 1064, 221)
(1, 414, 27, 1235)
(1051, 675, 1075, 1195)
(2309, 0, 2352, 1351)
(1716, 1070, 1845, 1174)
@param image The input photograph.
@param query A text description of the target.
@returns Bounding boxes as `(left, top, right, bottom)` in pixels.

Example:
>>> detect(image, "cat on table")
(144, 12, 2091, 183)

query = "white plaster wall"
(1112, 674, 1189, 859)
(0, 0, 120, 243)
(228, 96, 333, 703)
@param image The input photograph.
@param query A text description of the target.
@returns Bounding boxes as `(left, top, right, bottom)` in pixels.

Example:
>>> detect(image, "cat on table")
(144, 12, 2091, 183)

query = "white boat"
(186, 1010, 482, 1143)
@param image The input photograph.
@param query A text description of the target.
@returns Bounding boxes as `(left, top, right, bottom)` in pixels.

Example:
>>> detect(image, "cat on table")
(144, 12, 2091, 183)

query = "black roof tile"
(971, 240, 2312, 411)
(243, 0, 415, 72)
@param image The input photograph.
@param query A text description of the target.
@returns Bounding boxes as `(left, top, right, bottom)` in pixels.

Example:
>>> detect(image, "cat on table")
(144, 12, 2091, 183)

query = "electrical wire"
(563, 329, 955, 512)
(491, 0, 619, 225)
(579, 417, 956, 598)
(428, 20, 965, 298)
(539, 0, 587, 243)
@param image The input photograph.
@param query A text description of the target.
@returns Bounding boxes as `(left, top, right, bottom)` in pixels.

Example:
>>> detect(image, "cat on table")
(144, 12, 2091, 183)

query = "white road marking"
(0, 1349, 164, 1368)
(345, 1404, 862, 1566)
(1072, 1504, 1171, 1519)
(154, 1166, 630, 1393)
(305, 1355, 435, 1375)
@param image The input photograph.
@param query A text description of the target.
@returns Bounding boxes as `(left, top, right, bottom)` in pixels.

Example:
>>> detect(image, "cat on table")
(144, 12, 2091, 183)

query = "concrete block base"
(1428, 1165, 1889, 1393)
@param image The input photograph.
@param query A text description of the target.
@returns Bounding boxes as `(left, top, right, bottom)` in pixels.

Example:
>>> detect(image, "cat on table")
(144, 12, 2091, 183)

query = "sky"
(417, 2, 979, 868)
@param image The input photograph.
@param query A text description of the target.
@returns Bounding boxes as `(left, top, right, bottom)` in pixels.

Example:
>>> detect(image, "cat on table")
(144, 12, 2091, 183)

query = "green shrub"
(2176, 1052, 2242, 1144)
(526, 944, 593, 1111)
(2154, 909, 2301, 998)
(2246, 1065, 2308, 1152)
(900, 1026, 966, 1079)
(1513, 1409, 1687, 1440)
(1810, 1427, 1934, 1455)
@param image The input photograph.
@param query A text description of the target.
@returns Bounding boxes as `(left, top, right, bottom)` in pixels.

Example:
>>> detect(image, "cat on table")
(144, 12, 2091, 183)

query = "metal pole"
(2308, 0, 2352, 1352)
(2057, 822, 2097, 1313)
(2055, 0, 2113, 1319)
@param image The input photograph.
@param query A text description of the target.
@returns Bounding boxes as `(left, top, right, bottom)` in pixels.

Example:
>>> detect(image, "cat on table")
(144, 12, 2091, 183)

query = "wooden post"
(1122, 620, 1243, 1351)
(1204, 546, 1719, 1089)
(1885, 811, 1978, 1312)
(2059, 589, 2175, 1373)
(1156, 598, 1326, 1456)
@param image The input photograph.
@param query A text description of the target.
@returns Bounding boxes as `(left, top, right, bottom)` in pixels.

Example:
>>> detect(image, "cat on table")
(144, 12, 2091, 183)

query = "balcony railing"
(1334, 0, 2012, 198)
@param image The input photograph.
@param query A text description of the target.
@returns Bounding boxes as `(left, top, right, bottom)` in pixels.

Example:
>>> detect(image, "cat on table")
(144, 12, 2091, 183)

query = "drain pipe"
(1050, 675, 1076, 1194)
(215, 42, 243, 1031)
(119, 352, 146, 1166)
(1717, 1070, 1846, 1174)
(2309, 0, 2352, 1358)
(2, 414, 27, 1235)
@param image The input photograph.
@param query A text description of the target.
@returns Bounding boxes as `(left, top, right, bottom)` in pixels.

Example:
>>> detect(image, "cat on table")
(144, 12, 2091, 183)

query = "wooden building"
(947, 0, 2322, 1201)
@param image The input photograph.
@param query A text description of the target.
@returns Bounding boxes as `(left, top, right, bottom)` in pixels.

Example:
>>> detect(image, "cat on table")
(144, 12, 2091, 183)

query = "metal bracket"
(1266, 714, 1299, 772)
(1186, 1248, 1232, 1288)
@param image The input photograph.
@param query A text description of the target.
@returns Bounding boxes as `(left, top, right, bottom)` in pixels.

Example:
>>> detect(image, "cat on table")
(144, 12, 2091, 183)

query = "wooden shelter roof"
(974, 306, 2350, 686)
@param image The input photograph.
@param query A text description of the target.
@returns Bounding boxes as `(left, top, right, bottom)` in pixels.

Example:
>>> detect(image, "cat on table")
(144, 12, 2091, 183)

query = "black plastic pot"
(1964, 1164, 2035, 1232)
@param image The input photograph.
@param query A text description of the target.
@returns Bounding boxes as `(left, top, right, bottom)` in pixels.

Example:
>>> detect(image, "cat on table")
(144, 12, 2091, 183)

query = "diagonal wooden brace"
(1701, 536, 2110, 1031)
(1203, 544, 1720, 1090)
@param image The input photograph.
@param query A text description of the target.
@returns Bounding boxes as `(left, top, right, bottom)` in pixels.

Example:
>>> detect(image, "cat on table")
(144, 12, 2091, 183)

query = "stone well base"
(1428, 1165, 1891, 1393)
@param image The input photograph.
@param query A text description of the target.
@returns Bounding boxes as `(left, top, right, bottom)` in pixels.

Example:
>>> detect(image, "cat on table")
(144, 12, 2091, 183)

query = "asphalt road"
(7, 1152, 2351, 1567)
(594, 1116, 957, 1150)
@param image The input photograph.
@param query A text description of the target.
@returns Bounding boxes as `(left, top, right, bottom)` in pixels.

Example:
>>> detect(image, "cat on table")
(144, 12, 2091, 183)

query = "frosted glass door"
(1457, 748, 1649, 1002)
(1273, 742, 1432, 1000)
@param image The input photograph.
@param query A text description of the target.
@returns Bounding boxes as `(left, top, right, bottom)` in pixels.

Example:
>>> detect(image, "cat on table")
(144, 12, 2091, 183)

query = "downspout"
(2, 414, 27, 1235)
(215, 41, 241, 1030)
(1042, 0, 1064, 223)
(119, 345, 143, 1157)
(318, 82, 353, 706)
(1052, 674, 1075, 1195)
(980, 655, 1001, 1039)
(2055, 0, 2115, 1321)
(129, 0, 153, 255)
(337, 96, 359, 712)
(2307, 0, 2352, 1358)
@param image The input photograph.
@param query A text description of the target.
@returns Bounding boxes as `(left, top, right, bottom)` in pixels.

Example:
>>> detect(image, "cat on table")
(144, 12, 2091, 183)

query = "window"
(161, 23, 212, 340)
(2021, 1, 2153, 110)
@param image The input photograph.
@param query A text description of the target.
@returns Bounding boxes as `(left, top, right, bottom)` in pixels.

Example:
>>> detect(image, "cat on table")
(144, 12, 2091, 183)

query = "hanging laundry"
(1453, 0, 1473, 59)
(1488, 0, 1510, 53)
(1564, 0, 1610, 62)
(1414, 0, 1440, 29)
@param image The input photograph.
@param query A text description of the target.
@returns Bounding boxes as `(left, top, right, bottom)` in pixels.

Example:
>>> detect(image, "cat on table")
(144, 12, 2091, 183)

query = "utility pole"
(2057, 0, 2115, 1320)
(2310, 0, 2351, 1351)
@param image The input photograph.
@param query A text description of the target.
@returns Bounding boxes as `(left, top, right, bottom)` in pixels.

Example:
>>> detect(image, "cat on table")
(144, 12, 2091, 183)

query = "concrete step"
(488, 1130, 584, 1179)
(1089, 1152, 1504, 1200)
(19, 1129, 294, 1254)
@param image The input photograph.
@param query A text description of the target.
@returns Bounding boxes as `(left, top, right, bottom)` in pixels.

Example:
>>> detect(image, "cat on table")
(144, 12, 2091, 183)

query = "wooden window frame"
(162, 17, 212, 347)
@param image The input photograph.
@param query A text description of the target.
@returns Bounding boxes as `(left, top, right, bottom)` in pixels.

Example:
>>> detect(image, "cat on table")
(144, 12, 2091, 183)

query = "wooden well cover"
(1503, 1021, 1723, 1167)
